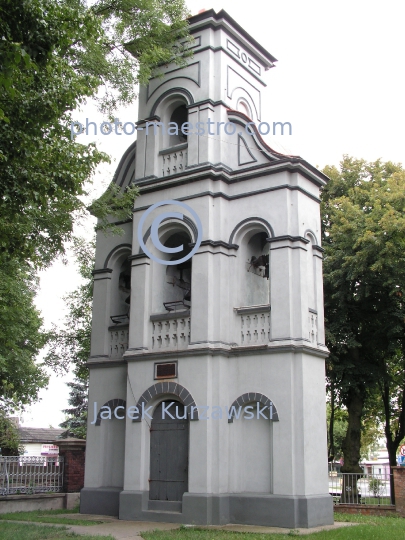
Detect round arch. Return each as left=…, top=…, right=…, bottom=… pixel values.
left=94, top=398, right=127, bottom=426
left=133, top=382, right=199, bottom=422
left=227, top=392, right=279, bottom=423
left=150, top=88, right=194, bottom=118
left=103, top=244, right=132, bottom=269
left=229, top=217, right=275, bottom=246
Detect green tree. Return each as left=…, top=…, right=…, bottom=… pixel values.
left=0, top=0, right=189, bottom=410
left=327, top=402, right=348, bottom=461
left=322, top=156, right=405, bottom=502
left=0, top=0, right=190, bottom=267
left=45, top=238, right=94, bottom=438
left=0, top=413, right=24, bottom=456
left=0, top=260, right=48, bottom=412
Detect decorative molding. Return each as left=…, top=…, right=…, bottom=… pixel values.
left=227, top=39, right=240, bottom=58
left=103, top=244, right=132, bottom=269
left=149, top=88, right=194, bottom=117
left=188, top=240, right=239, bottom=250
left=187, top=45, right=267, bottom=85
left=227, top=66, right=261, bottom=120
left=111, top=141, right=136, bottom=188
left=226, top=39, right=261, bottom=77
left=124, top=343, right=329, bottom=361
left=188, top=9, right=277, bottom=66
left=229, top=217, right=274, bottom=245
left=138, top=214, right=197, bottom=254
left=234, top=304, right=271, bottom=315
left=312, top=245, right=325, bottom=253
left=228, top=393, right=279, bottom=423
left=128, top=253, right=149, bottom=261
left=92, top=268, right=113, bottom=275
left=95, top=398, right=126, bottom=426
left=132, top=383, right=199, bottom=422
left=147, top=62, right=201, bottom=102
left=238, top=134, right=257, bottom=166
left=266, top=235, right=310, bottom=245
left=150, top=310, right=190, bottom=322
left=159, top=143, right=188, bottom=156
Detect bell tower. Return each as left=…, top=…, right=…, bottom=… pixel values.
left=81, top=9, right=333, bottom=528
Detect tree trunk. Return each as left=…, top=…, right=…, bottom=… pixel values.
left=328, top=382, right=335, bottom=462
left=386, top=440, right=397, bottom=505
left=341, top=386, right=364, bottom=503
left=382, top=381, right=405, bottom=505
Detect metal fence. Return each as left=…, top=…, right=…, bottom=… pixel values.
left=329, top=470, right=393, bottom=505
left=0, top=456, right=64, bottom=496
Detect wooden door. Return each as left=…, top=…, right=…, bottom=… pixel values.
left=149, top=401, right=189, bottom=501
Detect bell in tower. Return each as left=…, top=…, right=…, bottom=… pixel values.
left=81, top=9, right=333, bottom=529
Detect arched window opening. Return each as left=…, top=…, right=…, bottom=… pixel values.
left=247, top=232, right=269, bottom=279
left=244, top=232, right=270, bottom=306
left=169, top=105, right=188, bottom=146
left=111, top=258, right=131, bottom=324
left=163, top=232, right=192, bottom=312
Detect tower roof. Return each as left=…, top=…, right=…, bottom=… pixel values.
left=188, top=9, right=277, bottom=70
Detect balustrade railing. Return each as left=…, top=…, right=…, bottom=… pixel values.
left=160, top=144, right=187, bottom=177
left=151, top=312, right=190, bottom=350
left=328, top=471, right=393, bottom=506
left=0, top=456, right=64, bottom=495
left=234, top=305, right=271, bottom=346
left=109, top=324, right=129, bottom=358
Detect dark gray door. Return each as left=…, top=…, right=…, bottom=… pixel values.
left=149, top=401, right=189, bottom=501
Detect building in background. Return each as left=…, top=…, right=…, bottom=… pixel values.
left=12, top=418, right=64, bottom=456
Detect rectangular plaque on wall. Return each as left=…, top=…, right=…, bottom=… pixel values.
left=155, top=362, right=177, bottom=379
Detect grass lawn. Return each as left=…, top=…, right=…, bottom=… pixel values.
left=359, top=497, right=392, bottom=505
left=0, top=522, right=114, bottom=540
left=0, top=507, right=103, bottom=526
left=141, top=514, right=405, bottom=540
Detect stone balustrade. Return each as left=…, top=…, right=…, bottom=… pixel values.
left=151, top=311, right=190, bottom=350
left=159, top=144, right=188, bottom=177
left=234, top=305, right=271, bottom=346
left=109, top=325, right=129, bottom=358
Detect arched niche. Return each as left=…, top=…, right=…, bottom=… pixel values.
left=231, top=219, right=273, bottom=307
left=169, top=104, right=188, bottom=146
left=236, top=97, right=253, bottom=120
left=230, top=87, right=259, bottom=123
left=149, top=221, right=194, bottom=314
left=94, top=398, right=126, bottom=488
left=153, top=93, right=190, bottom=151
left=228, top=392, right=276, bottom=493
left=304, top=230, right=317, bottom=311
left=105, top=246, right=132, bottom=325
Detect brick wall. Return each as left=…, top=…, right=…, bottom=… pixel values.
left=55, top=439, right=86, bottom=494
left=334, top=504, right=397, bottom=517
left=393, top=467, right=405, bottom=517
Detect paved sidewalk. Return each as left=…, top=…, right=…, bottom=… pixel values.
left=63, top=515, right=357, bottom=539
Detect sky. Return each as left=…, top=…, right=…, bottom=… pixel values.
left=21, top=0, right=405, bottom=427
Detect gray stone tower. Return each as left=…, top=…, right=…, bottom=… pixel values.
left=81, top=9, right=333, bottom=528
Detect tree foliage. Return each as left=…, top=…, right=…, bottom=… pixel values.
left=0, top=413, right=24, bottom=456
left=45, top=238, right=94, bottom=438
left=0, top=0, right=190, bottom=268
left=0, top=259, right=48, bottom=411
left=0, top=0, right=190, bottom=410
left=322, top=156, right=405, bottom=482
